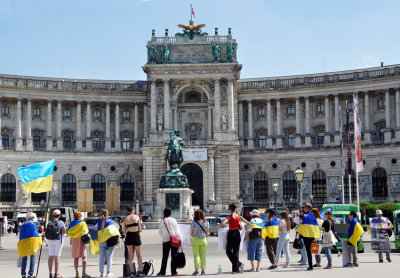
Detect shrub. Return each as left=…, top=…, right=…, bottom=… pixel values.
left=356, top=201, right=378, bottom=224
left=377, top=202, right=399, bottom=223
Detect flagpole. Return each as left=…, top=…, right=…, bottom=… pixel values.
left=341, top=175, right=345, bottom=204
left=35, top=190, right=51, bottom=277
left=190, top=4, right=192, bottom=20
left=353, top=94, right=361, bottom=224
left=346, top=101, right=352, bottom=204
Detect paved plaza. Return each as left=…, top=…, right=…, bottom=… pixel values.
left=1, top=229, right=398, bottom=278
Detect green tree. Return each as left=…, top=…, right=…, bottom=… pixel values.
left=377, top=202, right=399, bottom=223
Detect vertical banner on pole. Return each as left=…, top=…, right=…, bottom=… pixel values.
left=346, top=101, right=352, bottom=204
left=106, top=187, right=121, bottom=214
left=77, top=189, right=94, bottom=212
left=339, top=105, right=345, bottom=204
left=353, top=96, right=363, bottom=223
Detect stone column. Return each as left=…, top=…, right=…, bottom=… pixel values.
left=305, top=97, right=311, bottom=147
left=208, top=106, right=213, bottom=140
left=114, top=102, right=121, bottom=151
left=56, top=100, right=63, bottom=150
left=143, top=104, right=149, bottom=139
left=76, top=101, right=82, bottom=150
left=86, top=101, right=92, bottom=151
left=276, top=98, right=283, bottom=148
left=15, top=98, right=23, bottom=151
left=0, top=98, right=2, bottom=150
left=26, top=98, right=33, bottom=151
left=238, top=101, right=243, bottom=145
left=105, top=102, right=111, bottom=151
left=267, top=99, right=273, bottom=148
left=295, top=97, right=301, bottom=148
left=227, top=79, right=235, bottom=130
left=324, top=95, right=331, bottom=145
left=396, top=89, right=400, bottom=140
left=173, top=108, right=178, bottom=131
left=134, top=102, right=139, bottom=151
left=46, top=100, right=53, bottom=151
left=364, top=91, right=371, bottom=143
left=214, top=78, right=221, bottom=131
left=334, top=94, right=341, bottom=145
left=208, top=155, right=215, bottom=202
left=384, top=89, right=392, bottom=142
left=150, top=80, right=157, bottom=131
left=163, top=79, right=170, bottom=130
left=247, top=100, right=254, bottom=149
left=181, top=111, right=186, bottom=139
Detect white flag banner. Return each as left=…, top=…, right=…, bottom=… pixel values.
left=353, top=97, right=363, bottom=173
left=217, top=227, right=246, bottom=251
left=178, top=224, right=192, bottom=249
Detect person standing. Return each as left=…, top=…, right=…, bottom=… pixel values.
left=67, top=211, right=91, bottom=278
left=18, top=212, right=42, bottom=278
left=123, top=205, right=145, bottom=277
left=275, top=211, right=291, bottom=268
left=245, top=209, right=264, bottom=272
left=343, top=211, right=363, bottom=267
left=46, top=209, right=66, bottom=278
left=321, top=211, right=335, bottom=269
left=190, top=209, right=209, bottom=276
left=312, top=208, right=323, bottom=267
left=297, top=203, right=320, bottom=271
left=370, top=210, right=392, bottom=263
left=157, top=208, right=183, bottom=276
left=265, top=209, right=279, bottom=270
left=217, top=203, right=250, bottom=273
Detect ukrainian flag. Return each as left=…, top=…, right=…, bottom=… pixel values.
left=265, top=217, right=279, bottom=239
left=17, top=159, right=55, bottom=195
left=68, top=220, right=89, bottom=238
left=17, top=222, right=42, bottom=257
left=89, top=218, right=120, bottom=255
left=348, top=218, right=363, bottom=246
left=249, top=219, right=267, bottom=239
left=297, top=213, right=320, bottom=239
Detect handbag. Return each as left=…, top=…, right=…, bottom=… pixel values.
left=322, top=220, right=335, bottom=247
left=176, top=247, right=186, bottom=269
left=311, top=242, right=322, bottom=254
left=81, top=233, right=90, bottom=244
left=142, top=260, right=154, bottom=276
left=164, top=219, right=181, bottom=248
left=293, top=235, right=303, bottom=249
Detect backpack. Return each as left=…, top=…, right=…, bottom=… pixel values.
left=45, top=220, right=60, bottom=240
left=106, top=235, right=119, bottom=247
left=249, top=228, right=262, bottom=239
left=142, top=260, right=154, bottom=276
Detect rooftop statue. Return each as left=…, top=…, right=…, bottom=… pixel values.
left=148, top=44, right=158, bottom=62
left=226, top=42, right=235, bottom=62
left=176, top=20, right=208, bottom=40
left=212, top=43, right=221, bottom=61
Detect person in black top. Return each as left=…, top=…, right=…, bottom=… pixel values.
left=321, top=211, right=335, bottom=269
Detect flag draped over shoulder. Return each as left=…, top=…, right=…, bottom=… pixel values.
left=89, top=218, right=120, bottom=255
left=353, top=96, right=363, bottom=173
left=265, top=217, right=279, bottom=239
left=17, top=159, right=55, bottom=195
left=348, top=218, right=363, bottom=246
left=68, top=220, right=89, bottom=238
left=17, top=222, right=42, bottom=257
left=249, top=219, right=267, bottom=239
left=297, top=213, right=320, bottom=239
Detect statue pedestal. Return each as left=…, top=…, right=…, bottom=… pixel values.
left=155, top=188, right=194, bottom=221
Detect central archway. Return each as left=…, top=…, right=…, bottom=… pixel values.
left=181, top=163, right=203, bottom=209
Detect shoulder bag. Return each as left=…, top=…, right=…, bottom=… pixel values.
left=322, top=220, right=335, bottom=247
left=194, top=221, right=208, bottom=237
left=164, top=219, right=181, bottom=248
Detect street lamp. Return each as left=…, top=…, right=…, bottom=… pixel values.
left=337, top=184, right=342, bottom=204
left=272, top=183, right=280, bottom=212
left=294, top=168, right=304, bottom=209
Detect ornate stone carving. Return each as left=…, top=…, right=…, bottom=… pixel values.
left=185, top=122, right=202, bottom=139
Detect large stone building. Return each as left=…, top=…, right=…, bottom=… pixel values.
left=1, top=24, right=400, bottom=217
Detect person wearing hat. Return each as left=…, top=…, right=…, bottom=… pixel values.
left=245, top=209, right=264, bottom=272
left=370, top=209, right=392, bottom=263
left=45, top=209, right=66, bottom=278
left=19, top=212, right=40, bottom=278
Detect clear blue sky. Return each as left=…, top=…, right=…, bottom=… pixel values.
left=1, top=0, right=399, bottom=80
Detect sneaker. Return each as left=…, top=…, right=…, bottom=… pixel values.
left=305, top=267, right=313, bottom=271
left=323, top=266, right=332, bottom=269
left=353, top=263, right=359, bottom=267
left=99, top=274, right=103, bottom=278
left=106, top=273, right=114, bottom=277
left=268, top=265, right=277, bottom=270
left=313, top=264, right=321, bottom=267
left=379, top=260, right=383, bottom=263
left=387, top=259, right=392, bottom=263
left=200, top=270, right=205, bottom=276
left=192, top=271, right=199, bottom=276
left=283, top=263, right=289, bottom=268
left=344, top=263, right=353, bottom=267
left=137, top=272, right=145, bottom=277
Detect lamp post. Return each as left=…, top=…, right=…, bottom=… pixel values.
left=272, top=183, right=280, bottom=212
left=294, top=168, right=305, bottom=209
left=337, top=184, right=343, bottom=204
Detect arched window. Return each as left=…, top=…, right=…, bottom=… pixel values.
left=31, top=192, right=47, bottom=202
left=0, top=173, right=16, bottom=202
left=283, top=171, right=297, bottom=201
left=91, top=174, right=106, bottom=202
left=312, top=170, right=327, bottom=199
left=254, top=172, right=268, bottom=201
left=62, top=174, right=76, bottom=202
left=120, top=174, right=135, bottom=202
left=185, top=91, right=202, bottom=103
left=372, top=168, right=388, bottom=197
left=344, top=169, right=356, bottom=199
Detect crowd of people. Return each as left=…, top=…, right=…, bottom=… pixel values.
left=16, top=203, right=392, bottom=278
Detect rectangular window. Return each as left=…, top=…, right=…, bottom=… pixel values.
left=288, top=134, right=295, bottom=146
left=33, top=135, right=40, bottom=149
left=317, top=104, right=324, bottom=112
left=287, top=107, right=294, bottom=114
left=190, top=134, right=197, bottom=140
left=347, top=102, right=353, bottom=110
left=1, top=106, right=9, bottom=115
left=2, top=135, right=9, bottom=148
left=33, top=108, right=41, bottom=116
left=258, top=108, right=265, bottom=116
left=122, top=137, right=130, bottom=150
left=258, top=136, right=266, bottom=147
left=123, top=111, right=130, bottom=119
left=317, top=132, right=324, bottom=145
left=64, top=109, right=71, bottom=117
left=378, top=99, right=385, bottom=108
left=63, top=136, right=72, bottom=149
left=93, top=137, right=101, bottom=150
left=93, top=110, right=101, bottom=118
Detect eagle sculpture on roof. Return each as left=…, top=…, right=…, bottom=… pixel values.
left=177, top=20, right=206, bottom=34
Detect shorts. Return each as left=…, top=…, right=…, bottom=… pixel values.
left=125, top=231, right=141, bottom=246
left=48, top=239, right=63, bottom=256
left=247, top=238, right=263, bottom=261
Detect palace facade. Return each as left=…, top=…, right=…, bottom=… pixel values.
left=1, top=26, right=400, bottom=217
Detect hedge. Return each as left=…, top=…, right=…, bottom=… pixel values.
left=354, top=201, right=399, bottom=223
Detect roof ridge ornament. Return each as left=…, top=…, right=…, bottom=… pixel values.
left=176, top=19, right=208, bottom=40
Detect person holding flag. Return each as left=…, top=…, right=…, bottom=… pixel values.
left=245, top=209, right=265, bottom=272
left=370, top=210, right=392, bottom=263
left=297, top=203, right=320, bottom=271
left=67, top=211, right=92, bottom=278
left=343, top=211, right=363, bottom=267
left=18, top=212, right=42, bottom=278
left=264, top=209, right=279, bottom=270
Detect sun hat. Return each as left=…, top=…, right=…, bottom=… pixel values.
left=376, top=210, right=383, bottom=215
left=26, top=212, right=36, bottom=220
left=250, top=209, right=260, bottom=216
left=53, top=209, right=61, bottom=216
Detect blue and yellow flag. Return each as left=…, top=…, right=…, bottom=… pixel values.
left=348, top=218, right=363, bottom=246
left=297, top=213, right=320, bottom=239
left=266, top=217, right=279, bottom=239
left=17, top=159, right=55, bottom=195
left=18, top=222, right=42, bottom=257
left=68, top=220, right=89, bottom=238
left=249, top=219, right=267, bottom=239
left=89, top=218, right=120, bottom=255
